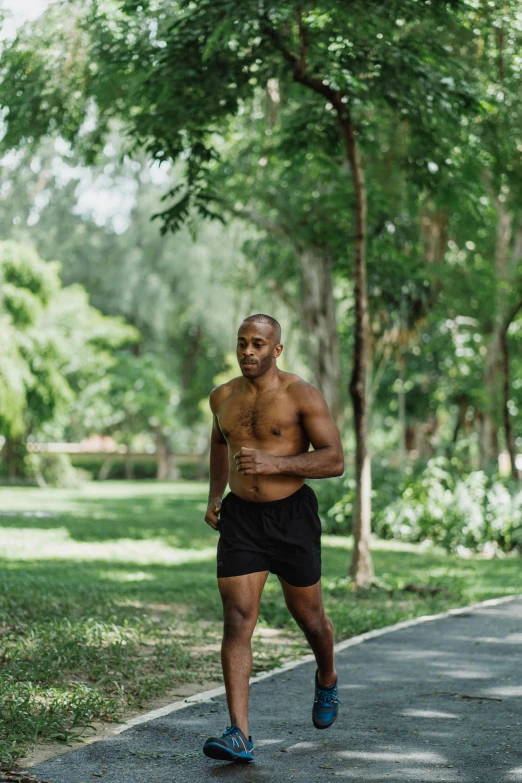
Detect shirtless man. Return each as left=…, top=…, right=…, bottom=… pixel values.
left=202, top=313, right=344, bottom=763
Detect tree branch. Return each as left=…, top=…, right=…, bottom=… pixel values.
left=260, top=13, right=341, bottom=106
left=225, top=201, right=299, bottom=249
left=297, top=7, right=308, bottom=72
left=260, top=13, right=299, bottom=68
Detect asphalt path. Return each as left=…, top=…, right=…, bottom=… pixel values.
left=26, top=596, right=522, bottom=783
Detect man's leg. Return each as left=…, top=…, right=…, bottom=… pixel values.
left=278, top=577, right=336, bottom=687
left=218, top=570, right=269, bottom=737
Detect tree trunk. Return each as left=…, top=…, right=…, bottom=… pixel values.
left=125, top=453, right=134, bottom=480
left=155, top=426, right=178, bottom=480
left=481, top=339, right=501, bottom=470
left=155, top=426, right=168, bottom=480
left=166, top=452, right=179, bottom=480
left=98, top=457, right=113, bottom=481
left=2, top=437, right=23, bottom=480
left=398, top=352, right=407, bottom=467
left=260, top=18, right=374, bottom=585
left=500, top=326, right=519, bottom=479
left=481, top=196, right=515, bottom=471
left=182, top=324, right=202, bottom=389
left=339, top=116, right=374, bottom=587
left=297, top=249, right=342, bottom=425
left=499, top=291, right=522, bottom=480
left=452, top=397, right=468, bottom=448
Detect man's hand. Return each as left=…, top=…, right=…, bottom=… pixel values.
left=234, top=447, right=277, bottom=476
left=205, top=497, right=222, bottom=530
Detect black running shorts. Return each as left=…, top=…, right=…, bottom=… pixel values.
left=216, top=484, right=321, bottom=588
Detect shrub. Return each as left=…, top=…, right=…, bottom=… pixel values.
left=336, top=457, right=522, bottom=554
left=24, top=452, right=88, bottom=488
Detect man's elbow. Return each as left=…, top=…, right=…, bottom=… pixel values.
left=330, top=452, right=344, bottom=477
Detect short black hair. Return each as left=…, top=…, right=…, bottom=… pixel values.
left=241, top=313, right=281, bottom=344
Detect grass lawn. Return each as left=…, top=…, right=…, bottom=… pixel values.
left=0, top=480, right=521, bottom=770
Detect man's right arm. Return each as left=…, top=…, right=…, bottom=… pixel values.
left=205, top=390, right=229, bottom=530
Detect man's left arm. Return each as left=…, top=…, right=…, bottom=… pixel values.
left=234, top=383, right=344, bottom=478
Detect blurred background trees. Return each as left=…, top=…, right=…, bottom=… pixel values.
left=1, top=1, right=522, bottom=582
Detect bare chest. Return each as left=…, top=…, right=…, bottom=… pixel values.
left=218, top=395, right=298, bottom=442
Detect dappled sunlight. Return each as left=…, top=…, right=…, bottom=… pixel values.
left=434, top=667, right=491, bottom=680
left=484, top=685, right=522, bottom=698
left=0, top=526, right=216, bottom=565
left=255, top=738, right=284, bottom=746
left=0, top=482, right=214, bottom=549
left=336, top=748, right=447, bottom=763
left=333, top=767, right=461, bottom=781
left=103, top=571, right=154, bottom=583
left=322, top=534, right=447, bottom=556
left=475, top=633, right=522, bottom=644
left=385, top=648, right=456, bottom=661
left=399, top=709, right=461, bottom=719
left=0, top=481, right=207, bottom=508
left=284, top=740, right=322, bottom=751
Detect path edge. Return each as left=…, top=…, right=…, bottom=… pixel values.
left=110, top=591, right=520, bottom=735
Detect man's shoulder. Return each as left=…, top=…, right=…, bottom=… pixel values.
left=283, top=373, right=320, bottom=396
left=284, top=375, right=325, bottom=408
left=209, top=377, right=242, bottom=412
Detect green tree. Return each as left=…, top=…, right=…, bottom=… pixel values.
left=3, top=0, right=517, bottom=581
left=0, top=240, right=137, bottom=478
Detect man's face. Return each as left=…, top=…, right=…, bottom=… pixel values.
left=236, top=323, right=282, bottom=378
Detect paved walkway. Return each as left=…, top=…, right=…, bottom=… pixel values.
left=28, top=596, right=522, bottom=783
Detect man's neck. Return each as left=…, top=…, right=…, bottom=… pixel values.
left=244, top=366, right=280, bottom=393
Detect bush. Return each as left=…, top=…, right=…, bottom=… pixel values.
left=372, top=457, right=522, bottom=554
left=316, top=461, right=411, bottom=537
left=309, top=476, right=353, bottom=535
left=24, top=452, right=88, bottom=488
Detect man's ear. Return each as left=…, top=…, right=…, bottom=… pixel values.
left=274, top=343, right=283, bottom=358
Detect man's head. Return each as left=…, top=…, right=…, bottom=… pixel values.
left=237, top=314, right=283, bottom=379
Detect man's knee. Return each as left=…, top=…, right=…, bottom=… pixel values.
left=223, top=602, right=258, bottom=639
left=292, top=607, right=330, bottom=637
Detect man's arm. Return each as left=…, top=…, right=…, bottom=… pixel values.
left=205, top=390, right=229, bottom=530
left=234, top=383, right=344, bottom=479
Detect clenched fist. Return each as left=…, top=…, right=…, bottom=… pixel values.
left=234, top=447, right=278, bottom=476
left=205, top=497, right=222, bottom=530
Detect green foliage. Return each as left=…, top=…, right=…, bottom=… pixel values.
left=0, top=241, right=68, bottom=439
left=1, top=1, right=522, bottom=500
left=361, top=458, right=522, bottom=554
left=0, top=240, right=140, bottom=478
left=24, top=452, right=87, bottom=488
left=0, top=0, right=489, bottom=228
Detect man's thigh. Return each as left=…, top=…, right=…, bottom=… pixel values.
left=218, top=571, right=269, bottom=623
left=277, top=575, right=325, bottom=623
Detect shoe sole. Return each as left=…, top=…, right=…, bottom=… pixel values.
left=203, top=742, right=254, bottom=762
left=313, top=714, right=338, bottom=730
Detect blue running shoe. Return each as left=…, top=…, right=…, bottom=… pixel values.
left=203, top=723, right=254, bottom=762
left=312, top=670, right=342, bottom=729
